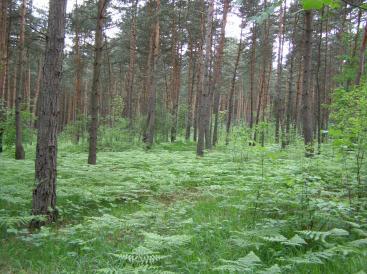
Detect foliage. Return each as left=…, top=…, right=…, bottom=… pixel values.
left=0, top=109, right=35, bottom=149
left=1, top=140, right=367, bottom=273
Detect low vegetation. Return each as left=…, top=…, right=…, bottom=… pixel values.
left=1, top=137, right=367, bottom=273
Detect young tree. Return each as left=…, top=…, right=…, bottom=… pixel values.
left=32, top=0, right=67, bottom=227
left=88, top=0, right=108, bottom=165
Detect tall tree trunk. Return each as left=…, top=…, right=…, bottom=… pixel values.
left=249, top=24, right=257, bottom=129
left=185, top=32, right=195, bottom=141
left=88, top=0, right=107, bottom=165
left=301, top=10, right=314, bottom=156
left=274, top=2, right=285, bottom=145
left=225, top=31, right=243, bottom=145
left=197, top=0, right=214, bottom=156
left=0, top=0, right=8, bottom=152
left=253, top=4, right=271, bottom=143
left=74, top=0, right=83, bottom=143
left=355, top=22, right=367, bottom=86
left=143, top=0, right=160, bottom=148
left=32, top=0, right=67, bottom=227
left=0, top=0, right=8, bottom=100
left=212, top=0, right=230, bottom=146
left=15, top=0, right=26, bottom=160
left=169, top=4, right=181, bottom=143
left=33, top=57, right=42, bottom=128
left=124, top=0, right=138, bottom=128
left=315, top=8, right=324, bottom=153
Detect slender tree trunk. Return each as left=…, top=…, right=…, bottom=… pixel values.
left=32, top=0, right=67, bottom=227
left=285, top=15, right=298, bottom=146
left=0, top=0, right=7, bottom=151
left=249, top=24, right=257, bottom=129
left=212, top=0, right=230, bottom=146
left=169, top=5, right=181, bottom=143
left=15, top=0, right=26, bottom=160
left=74, top=1, right=83, bottom=143
left=253, top=6, right=271, bottom=143
left=225, top=31, right=243, bottom=145
left=355, top=22, right=367, bottom=86
left=143, top=0, right=160, bottom=148
left=185, top=33, right=195, bottom=141
left=274, top=2, right=285, bottom=145
left=315, top=8, right=324, bottom=153
left=88, top=0, right=107, bottom=165
left=0, top=0, right=8, bottom=101
left=33, top=57, right=42, bottom=128
left=301, top=10, right=314, bottom=156
left=197, top=0, right=214, bottom=156
left=124, top=0, right=138, bottom=128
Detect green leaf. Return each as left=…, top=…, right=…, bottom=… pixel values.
left=302, top=0, right=340, bottom=10
left=302, top=0, right=324, bottom=10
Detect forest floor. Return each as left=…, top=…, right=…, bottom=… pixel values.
left=1, top=141, right=367, bottom=273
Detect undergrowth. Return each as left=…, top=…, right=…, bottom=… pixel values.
left=0, top=141, right=367, bottom=273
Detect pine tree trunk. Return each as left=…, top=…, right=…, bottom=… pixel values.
left=74, top=1, right=83, bottom=143
left=32, top=0, right=67, bottom=227
left=197, top=0, right=214, bottom=156
left=301, top=10, right=314, bottom=156
left=274, top=2, right=285, bottom=145
left=88, top=0, right=107, bottom=165
left=33, top=58, right=42, bottom=128
left=212, top=0, right=230, bottom=146
left=15, top=0, right=26, bottom=160
left=249, top=24, right=257, bottom=129
left=355, top=22, right=367, bottom=86
left=124, top=0, right=137, bottom=128
left=0, top=0, right=8, bottom=101
left=169, top=5, right=181, bottom=143
left=225, top=30, right=243, bottom=145
left=185, top=33, right=195, bottom=141
left=143, top=0, right=160, bottom=148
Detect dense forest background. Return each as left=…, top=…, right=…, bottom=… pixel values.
left=1, top=0, right=367, bottom=273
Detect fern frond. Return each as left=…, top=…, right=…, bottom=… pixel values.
left=214, top=251, right=262, bottom=272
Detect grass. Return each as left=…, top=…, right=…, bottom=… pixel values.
left=1, top=141, right=367, bottom=273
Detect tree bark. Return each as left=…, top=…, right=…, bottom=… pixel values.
left=88, top=0, right=107, bottom=165
left=32, top=0, right=67, bottom=227
left=355, top=22, right=367, bottom=86
left=274, top=2, right=285, bottom=145
left=185, top=32, right=195, bottom=141
left=301, top=10, right=314, bottom=156
left=33, top=57, right=42, bottom=128
left=15, top=0, right=26, bottom=160
left=249, top=24, right=257, bottom=129
left=225, top=29, right=243, bottom=145
left=73, top=0, right=83, bottom=143
left=197, top=0, right=214, bottom=156
left=212, top=0, right=230, bottom=146
left=169, top=4, right=182, bottom=143
left=143, top=0, right=160, bottom=148
left=124, top=0, right=138, bottom=128
left=0, top=0, right=8, bottom=101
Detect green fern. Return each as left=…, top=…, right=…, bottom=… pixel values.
left=143, top=232, right=192, bottom=250
left=110, top=246, right=169, bottom=266
left=214, top=251, right=262, bottom=272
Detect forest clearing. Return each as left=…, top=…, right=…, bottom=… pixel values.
left=1, top=0, right=367, bottom=273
